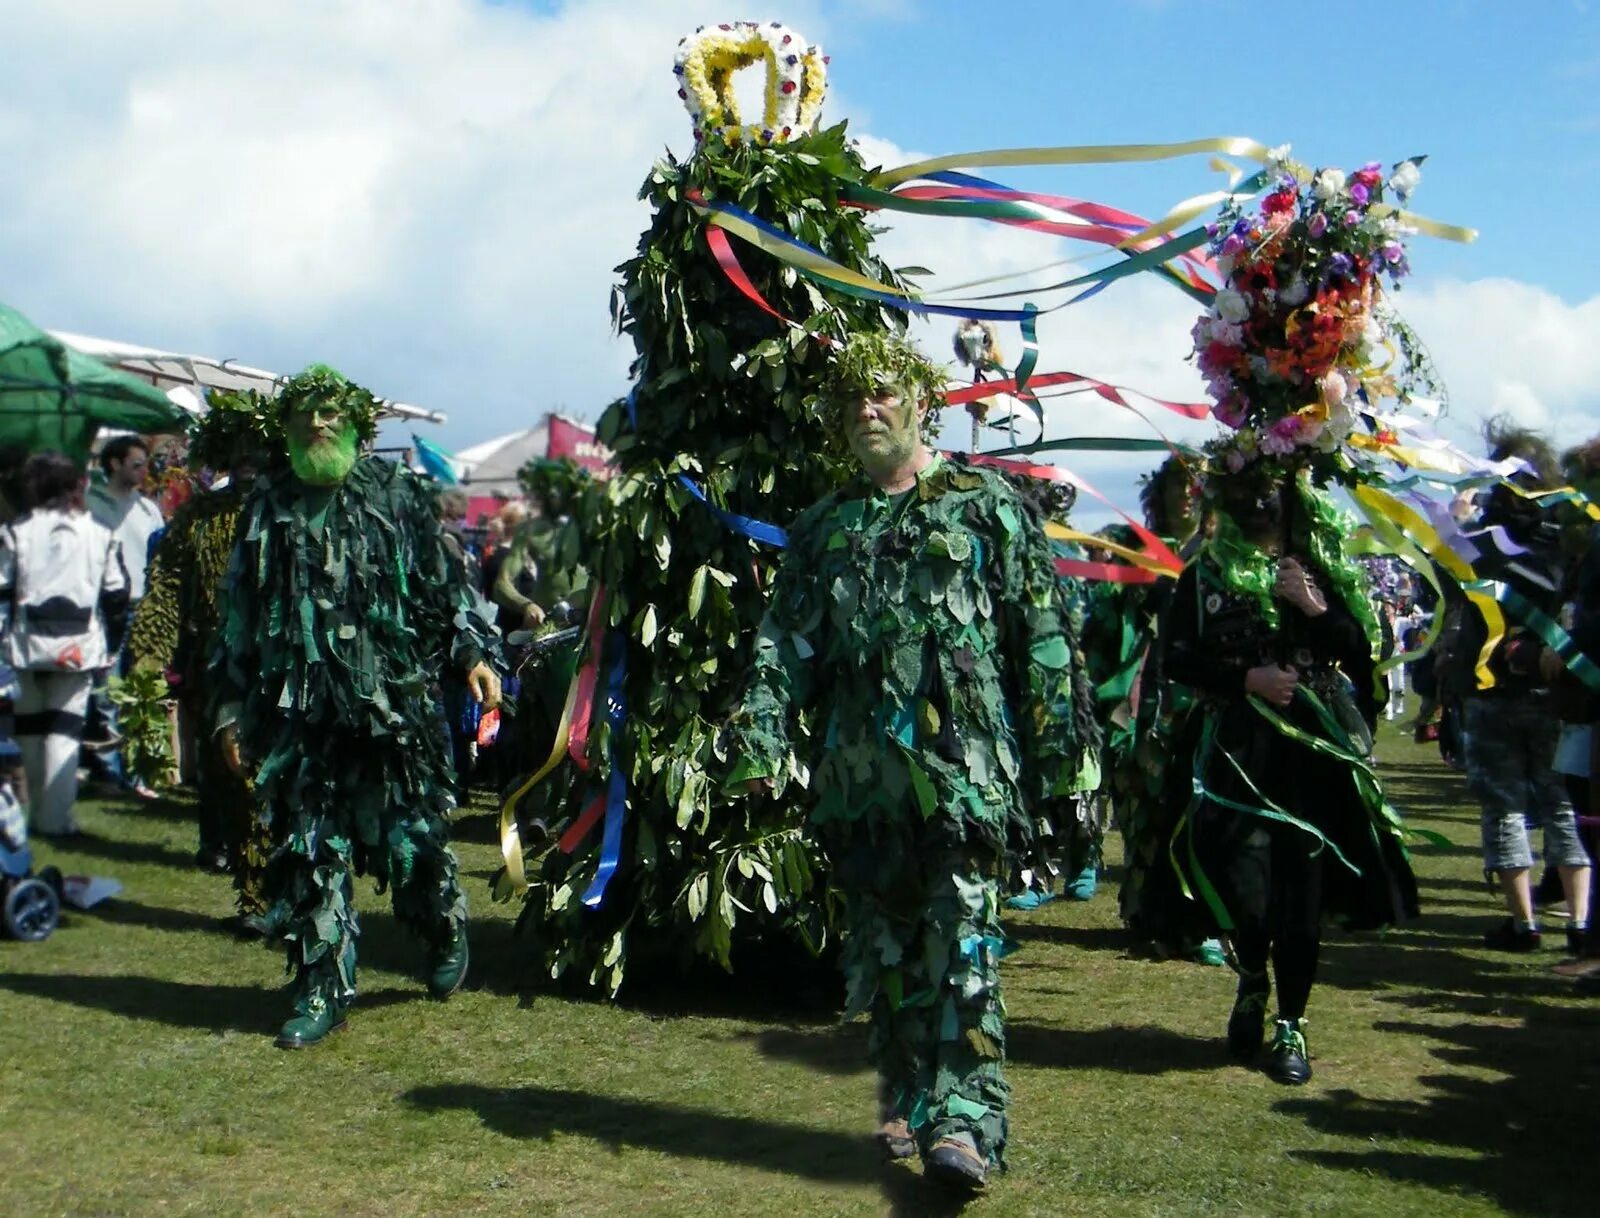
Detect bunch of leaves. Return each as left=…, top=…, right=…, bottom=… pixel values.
left=274, top=364, right=380, bottom=443
left=186, top=389, right=283, bottom=473
left=507, top=121, right=913, bottom=994
left=517, top=456, right=595, bottom=521
left=107, top=666, right=176, bottom=789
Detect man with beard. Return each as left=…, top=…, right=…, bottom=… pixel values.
left=727, top=332, right=1086, bottom=1191
left=212, top=366, right=501, bottom=1048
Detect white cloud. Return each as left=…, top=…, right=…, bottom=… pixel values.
left=1397, top=278, right=1600, bottom=453
left=1, top=0, right=826, bottom=440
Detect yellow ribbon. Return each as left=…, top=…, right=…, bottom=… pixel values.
left=1352, top=483, right=1506, bottom=690
left=690, top=199, right=916, bottom=297
left=495, top=659, right=584, bottom=897
left=1046, top=522, right=1180, bottom=575
left=870, top=136, right=1273, bottom=188
left=1368, top=203, right=1478, bottom=244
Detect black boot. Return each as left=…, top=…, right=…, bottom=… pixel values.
left=1265, top=1018, right=1311, bottom=1085
left=924, top=1133, right=988, bottom=1192
left=1227, top=973, right=1269, bottom=1061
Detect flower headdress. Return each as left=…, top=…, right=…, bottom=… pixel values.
left=673, top=21, right=827, bottom=147
left=1192, top=149, right=1442, bottom=487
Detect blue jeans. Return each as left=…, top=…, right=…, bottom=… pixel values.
left=1466, top=695, right=1592, bottom=873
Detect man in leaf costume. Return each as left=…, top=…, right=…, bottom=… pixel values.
left=129, top=391, right=280, bottom=921
left=727, top=333, right=1087, bottom=1190
left=211, top=366, right=501, bottom=1048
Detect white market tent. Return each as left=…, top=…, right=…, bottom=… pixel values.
left=50, top=331, right=448, bottom=426
left=455, top=420, right=551, bottom=498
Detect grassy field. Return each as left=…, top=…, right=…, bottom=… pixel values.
left=1, top=720, right=1594, bottom=1217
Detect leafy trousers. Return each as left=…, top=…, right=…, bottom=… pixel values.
left=836, top=837, right=1011, bottom=1165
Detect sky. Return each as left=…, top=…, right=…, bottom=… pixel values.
left=3, top=0, right=1597, bottom=519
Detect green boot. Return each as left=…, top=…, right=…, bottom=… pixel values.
left=274, top=985, right=349, bottom=1050
left=427, top=923, right=469, bottom=999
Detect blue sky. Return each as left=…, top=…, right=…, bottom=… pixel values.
left=3, top=0, right=1596, bottom=514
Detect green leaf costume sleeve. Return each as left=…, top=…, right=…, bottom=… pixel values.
left=724, top=507, right=826, bottom=791
left=999, top=494, right=1089, bottom=803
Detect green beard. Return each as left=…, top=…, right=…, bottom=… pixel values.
left=288, top=427, right=359, bottom=486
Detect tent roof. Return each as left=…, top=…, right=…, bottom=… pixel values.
left=0, top=304, right=190, bottom=460
left=457, top=421, right=550, bottom=496
left=51, top=331, right=448, bottom=426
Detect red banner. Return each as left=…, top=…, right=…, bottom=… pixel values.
left=548, top=415, right=614, bottom=479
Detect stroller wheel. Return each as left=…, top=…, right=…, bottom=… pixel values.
left=4, top=877, right=60, bottom=941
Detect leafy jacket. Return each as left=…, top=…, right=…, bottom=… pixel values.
left=728, top=455, right=1085, bottom=856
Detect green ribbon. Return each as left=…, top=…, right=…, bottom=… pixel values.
left=1466, top=579, right=1600, bottom=695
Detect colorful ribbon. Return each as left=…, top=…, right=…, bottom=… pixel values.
left=581, top=634, right=630, bottom=907
left=676, top=474, right=790, bottom=548
left=495, top=589, right=607, bottom=895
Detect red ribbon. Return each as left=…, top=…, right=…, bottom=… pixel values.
left=968, top=453, right=1184, bottom=574
left=1055, top=557, right=1160, bottom=583
left=564, top=590, right=609, bottom=771
left=557, top=793, right=607, bottom=854
left=882, top=183, right=1217, bottom=291
left=946, top=372, right=1210, bottom=421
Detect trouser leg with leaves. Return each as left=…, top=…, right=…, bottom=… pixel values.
left=841, top=844, right=1011, bottom=1166
left=266, top=799, right=465, bottom=1012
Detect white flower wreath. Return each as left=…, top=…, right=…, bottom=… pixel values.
left=672, top=20, right=827, bottom=147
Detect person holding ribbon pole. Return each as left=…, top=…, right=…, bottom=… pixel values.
left=725, top=331, right=1089, bottom=1191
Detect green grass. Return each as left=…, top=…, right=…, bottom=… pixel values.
left=1, top=719, right=1593, bottom=1217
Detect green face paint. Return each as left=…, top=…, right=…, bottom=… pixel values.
left=287, top=405, right=359, bottom=486
left=843, top=393, right=923, bottom=482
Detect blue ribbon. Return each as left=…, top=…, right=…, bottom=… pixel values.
left=675, top=475, right=789, bottom=548
left=582, top=631, right=629, bottom=908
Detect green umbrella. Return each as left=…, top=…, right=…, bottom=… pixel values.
left=0, top=301, right=189, bottom=462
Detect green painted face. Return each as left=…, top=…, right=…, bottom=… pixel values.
left=286, top=403, right=358, bottom=486
left=843, top=392, right=923, bottom=482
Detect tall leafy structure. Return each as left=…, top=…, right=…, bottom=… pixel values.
left=510, top=118, right=916, bottom=994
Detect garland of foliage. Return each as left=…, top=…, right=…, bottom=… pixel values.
left=506, top=121, right=916, bottom=993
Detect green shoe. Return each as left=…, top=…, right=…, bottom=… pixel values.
left=1266, top=1018, right=1311, bottom=1086
left=274, top=990, right=348, bottom=1050
left=427, top=924, right=470, bottom=999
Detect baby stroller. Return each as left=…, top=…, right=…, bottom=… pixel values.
left=0, top=774, right=60, bottom=941
left=0, top=662, right=60, bottom=941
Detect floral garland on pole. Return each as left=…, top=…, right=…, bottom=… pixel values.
left=1191, top=148, right=1442, bottom=485
left=673, top=20, right=828, bottom=146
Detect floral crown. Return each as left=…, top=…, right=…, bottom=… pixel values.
left=673, top=21, right=827, bottom=147
left=1192, top=148, right=1442, bottom=487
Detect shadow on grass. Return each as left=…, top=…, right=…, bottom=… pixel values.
left=405, top=1082, right=879, bottom=1182
left=1003, top=921, right=1133, bottom=955
left=1276, top=1006, right=1597, bottom=1217
left=0, top=971, right=413, bottom=1035
left=35, top=832, right=196, bottom=872
left=1007, top=1021, right=1231, bottom=1075
left=738, top=1023, right=868, bottom=1075
left=405, top=1081, right=973, bottom=1215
